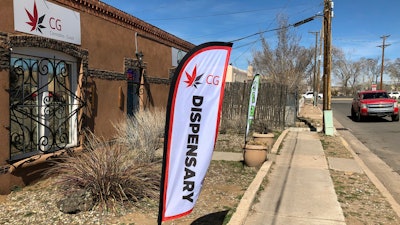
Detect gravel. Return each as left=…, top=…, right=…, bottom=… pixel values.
left=0, top=178, right=105, bottom=225
left=0, top=152, right=256, bottom=225
left=2, top=132, right=400, bottom=225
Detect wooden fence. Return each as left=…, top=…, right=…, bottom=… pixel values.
left=220, top=82, right=296, bottom=134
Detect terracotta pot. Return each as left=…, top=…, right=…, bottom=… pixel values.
left=253, top=132, right=275, bottom=148
left=243, top=144, right=268, bottom=167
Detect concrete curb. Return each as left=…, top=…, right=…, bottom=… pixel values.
left=270, top=129, right=289, bottom=154
left=230, top=100, right=400, bottom=224
left=227, top=129, right=289, bottom=225
left=333, top=117, right=400, bottom=218
left=227, top=160, right=273, bottom=225
left=338, top=135, right=400, bottom=218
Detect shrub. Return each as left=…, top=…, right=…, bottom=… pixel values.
left=220, top=113, right=245, bottom=134
left=49, top=133, right=161, bottom=209
left=48, top=109, right=166, bottom=209
left=112, top=108, right=166, bottom=163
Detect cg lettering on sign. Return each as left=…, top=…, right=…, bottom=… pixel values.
left=49, top=17, right=62, bottom=31
left=206, top=75, right=220, bottom=85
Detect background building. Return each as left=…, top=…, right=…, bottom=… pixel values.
left=225, top=65, right=254, bottom=83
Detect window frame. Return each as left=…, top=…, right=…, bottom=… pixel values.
left=9, top=47, right=79, bottom=160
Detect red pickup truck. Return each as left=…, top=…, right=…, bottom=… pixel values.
left=351, top=90, right=399, bottom=122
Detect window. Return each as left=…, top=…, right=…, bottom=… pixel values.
left=9, top=48, right=81, bottom=160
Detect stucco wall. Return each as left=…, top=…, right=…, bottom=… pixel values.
left=0, top=70, right=10, bottom=165
left=80, top=12, right=136, bottom=72
left=0, top=0, right=14, bottom=33
left=89, top=78, right=126, bottom=138
left=139, top=37, right=173, bottom=107
left=0, top=0, right=195, bottom=193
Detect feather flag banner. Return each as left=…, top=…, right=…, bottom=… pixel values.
left=158, top=42, right=232, bottom=223
left=245, top=74, right=260, bottom=137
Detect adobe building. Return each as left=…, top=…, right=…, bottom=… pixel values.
left=225, top=65, right=254, bottom=83
left=0, top=0, right=194, bottom=194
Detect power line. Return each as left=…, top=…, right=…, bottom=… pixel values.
left=232, top=40, right=259, bottom=66
left=230, top=26, right=288, bottom=43
left=230, top=0, right=293, bottom=67
left=229, top=14, right=321, bottom=43
left=233, top=39, right=261, bottom=49
left=144, top=7, right=288, bottom=21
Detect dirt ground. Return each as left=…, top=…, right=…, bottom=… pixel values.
left=104, top=160, right=257, bottom=225
left=105, top=133, right=255, bottom=225
left=0, top=133, right=256, bottom=225
left=109, top=132, right=400, bottom=225
left=320, top=133, right=400, bottom=225
left=1, top=132, right=400, bottom=225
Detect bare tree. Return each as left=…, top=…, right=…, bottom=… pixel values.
left=332, top=47, right=363, bottom=95
left=387, top=58, right=400, bottom=89
left=360, top=57, right=380, bottom=85
left=252, top=15, right=313, bottom=92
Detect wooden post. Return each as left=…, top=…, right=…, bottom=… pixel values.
left=323, top=0, right=333, bottom=111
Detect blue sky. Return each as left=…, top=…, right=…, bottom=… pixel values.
left=102, top=0, right=400, bottom=71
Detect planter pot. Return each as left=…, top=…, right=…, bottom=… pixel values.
left=253, top=132, right=275, bottom=148
left=243, top=144, right=268, bottom=167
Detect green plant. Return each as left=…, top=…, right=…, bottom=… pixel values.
left=222, top=208, right=235, bottom=225
left=10, top=185, right=22, bottom=192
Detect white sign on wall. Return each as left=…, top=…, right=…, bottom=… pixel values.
left=171, top=47, right=187, bottom=67
left=13, top=0, right=81, bottom=45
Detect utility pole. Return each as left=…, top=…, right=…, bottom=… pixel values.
left=309, top=31, right=319, bottom=107
left=323, top=0, right=334, bottom=135
left=318, top=30, right=323, bottom=100
left=378, top=35, right=390, bottom=90
left=323, top=0, right=333, bottom=111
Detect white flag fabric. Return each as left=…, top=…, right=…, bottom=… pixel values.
left=158, top=42, right=232, bottom=223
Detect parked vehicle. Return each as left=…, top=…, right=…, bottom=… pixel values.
left=351, top=90, right=399, bottom=122
left=388, top=91, right=400, bottom=99
left=302, top=91, right=323, bottom=99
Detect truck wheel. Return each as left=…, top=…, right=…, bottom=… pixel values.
left=356, top=111, right=364, bottom=122
left=351, top=107, right=356, bottom=119
left=392, top=114, right=399, bottom=122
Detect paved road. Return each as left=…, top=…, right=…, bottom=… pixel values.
left=332, top=98, right=400, bottom=174
left=332, top=98, right=400, bottom=204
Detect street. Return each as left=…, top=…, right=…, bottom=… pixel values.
left=332, top=98, right=400, bottom=174
left=332, top=98, right=400, bottom=204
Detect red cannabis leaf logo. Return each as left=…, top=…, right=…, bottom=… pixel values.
left=184, top=66, right=203, bottom=88
left=25, top=1, right=46, bottom=33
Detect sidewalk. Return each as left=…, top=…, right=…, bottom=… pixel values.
left=223, top=101, right=346, bottom=225
left=242, top=130, right=345, bottom=225
left=214, top=100, right=400, bottom=225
